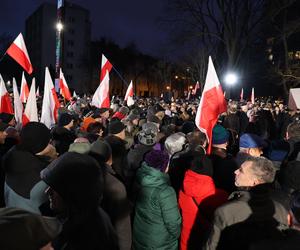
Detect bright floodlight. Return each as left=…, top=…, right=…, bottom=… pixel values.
left=56, top=22, right=63, bottom=32
left=225, top=73, right=237, bottom=85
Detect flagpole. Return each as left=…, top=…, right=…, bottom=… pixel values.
left=112, top=66, right=129, bottom=87
left=0, top=52, right=7, bottom=63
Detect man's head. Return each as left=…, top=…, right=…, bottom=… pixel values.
left=0, top=122, right=8, bottom=144
left=58, top=113, right=74, bottom=130
left=286, top=121, right=300, bottom=140
left=239, top=133, right=265, bottom=157
left=108, top=119, right=126, bottom=140
left=212, top=124, right=229, bottom=149
left=288, top=190, right=300, bottom=229
left=234, top=157, right=275, bottom=187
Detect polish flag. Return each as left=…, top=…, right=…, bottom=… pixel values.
left=6, top=33, right=33, bottom=74
left=20, top=72, right=30, bottom=103
left=59, top=69, right=71, bottom=101
left=100, top=54, right=112, bottom=82
left=124, top=80, right=134, bottom=106
left=22, top=78, right=38, bottom=126
left=0, top=74, right=13, bottom=114
left=40, top=67, right=60, bottom=128
left=240, top=88, right=244, bottom=102
left=91, top=70, right=110, bottom=108
left=192, top=81, right=200, bottom=95
left=195, top=56, right=227, bottom=154
left=251, top=87, right=255, bottom=104
left=12, top=78, right=23, bottom=125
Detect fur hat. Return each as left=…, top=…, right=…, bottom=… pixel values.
left=144, top=149, right=169, bottom=172
left=19, top=122, right=50, bottom=154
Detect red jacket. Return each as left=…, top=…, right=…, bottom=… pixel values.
left=178, top=170, right=228, bottom=250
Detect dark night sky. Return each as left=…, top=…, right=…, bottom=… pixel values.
left=0, top=0, right=168, bottom=57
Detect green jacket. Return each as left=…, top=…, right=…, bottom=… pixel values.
left=133, top=162, right=181, bottom=250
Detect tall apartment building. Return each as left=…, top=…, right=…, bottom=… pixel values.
left=25, top=1, right=91, bottom=94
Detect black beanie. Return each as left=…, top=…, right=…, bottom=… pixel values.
left=58, top=113, right=73, bottom=127
left=41, top=152, right=102, bottom=209
left=20, top=122, right=50, bottom=154
left=108, top=120, right=125, bottom=135
left=0, top=113, right=14, bottom=124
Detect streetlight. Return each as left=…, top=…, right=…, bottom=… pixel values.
left=224, top=72, right=238, bottom=99
left=56, top=22, right=64, bottom=32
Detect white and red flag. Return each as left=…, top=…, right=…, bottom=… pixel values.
left=40, top=67, right=60, bottom=128
left=100, top=54, right=112, bottom=82
left=23, top=78, right=38, bottom=126
left=192, top=81, right=200, bottom=95
left=20, top=72, right=30, bottom=103
left=0, top=74, right=13, bottom=114
left=240, top=88, right=244, bottom=102
left=6, top=33, right=33, bottom=74
left=91, top=70, right=110, bottom=108
left=124, top=80, right=134, bottom=106
left=251, top=87, right=255, bottom=104
left=12, top=78, right=23, bottom=125
left=59, top=68, right=71, bottom=101
left=195, top=56, right=227, bottom=154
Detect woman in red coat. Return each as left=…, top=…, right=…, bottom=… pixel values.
left=179, top=154, right=228, bottom=250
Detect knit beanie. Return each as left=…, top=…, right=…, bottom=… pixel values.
left=19, top=122, right=50, bottom=154
left=144, top=149, right=169, bottom=172
left=0, top=112, right=14, bottom=124
left=90, top=139, right=112, bottom=163
left=108, top=119, right=125, bottom=134
left=212, top=124, right=229, bottom=144
left=0, top=207, right=61, bottom=250
left=41, top=152, right=102, bottom=209
left=68, top=141, right=91, bottom=154
left=58, top=113, right=73, bottom=127
left=81, top=117, right=96, bottom=132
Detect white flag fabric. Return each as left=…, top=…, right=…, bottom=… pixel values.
left=23, top=78, right=38, bottom=125
left=41, top=67, right=59, bottom=128
left=13, top=78, right=23, bottom=125
left=20, top=72, right=29, bottom=103
left=91, top=70, right=110, bottom=108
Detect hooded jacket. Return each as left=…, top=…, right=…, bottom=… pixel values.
left=3, top=146, right=49, bottom=214
left=133, top=162, right=181, bottom=250
left=179, top=170, right=228, bottom=250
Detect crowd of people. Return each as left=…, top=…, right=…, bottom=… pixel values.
left=0, top=94, right=300, bottom=250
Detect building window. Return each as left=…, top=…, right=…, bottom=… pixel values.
left=67, top=40, right=74, bottom=46
left=70, top=29, right=75, bottom=35
left=67, top=52, right=74, bottom=57
left=67, top=63, right=73, bottom=69
left=68, top=17, right=75, bottom=23
left=66, top=75, right=73, bottom=81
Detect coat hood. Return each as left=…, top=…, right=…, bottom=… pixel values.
left=136, top=162, right=170, bottom=188
left=182, top=170, right=216, bottom=199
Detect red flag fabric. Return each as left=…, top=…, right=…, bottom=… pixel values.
left=12, top=78, right=23, bottom=125
left=251, top=87, right=255, bottom=104
left=0, top=75, right=13, bottom=114
left=195, top=56, right=227, bottom=154
left=91, top=70, right=110, bottom=108
left=6, top=33, right=33, bottom=74
left=100, top=54, right=112, bottom=82
left=59, top=69, right=71, bottom=101
left=20, top=72, right=30, bottom=103
left=124, top=80, right=134, bottom=101
left=22, top=78, right=38, bottom=126
left=240, top=88, right=244, bottom=102
left=40, top=67, right=60, bottom=128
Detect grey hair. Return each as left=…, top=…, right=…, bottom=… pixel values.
left=246, top=156, right=276, bottom=183
left=165, top=132, right=186, bottom=156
